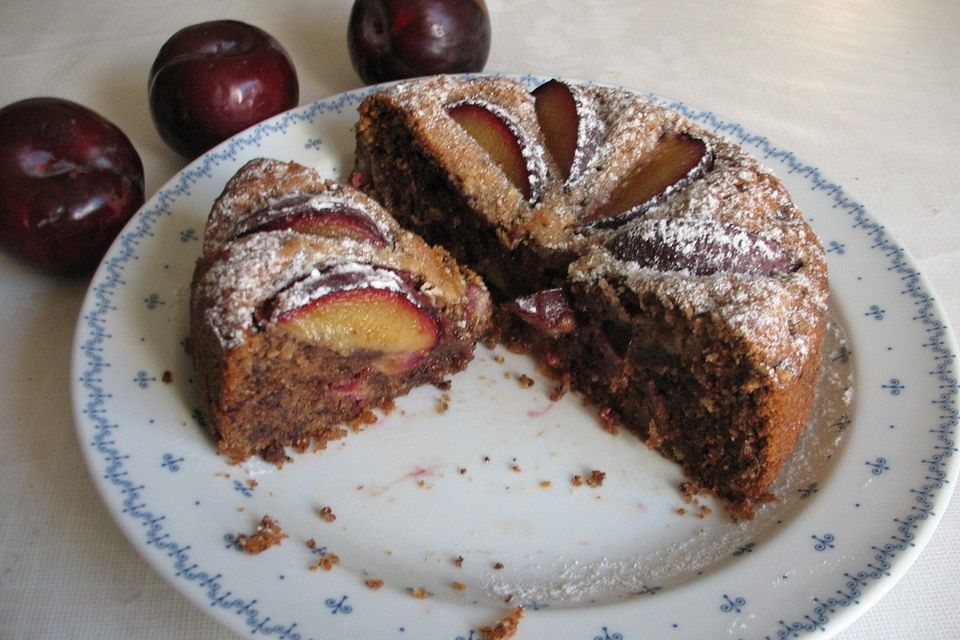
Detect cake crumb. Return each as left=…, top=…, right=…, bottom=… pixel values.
left=380, top=399, right=397, bottom=415
left=680, top=488, right=713, bottom=519
left=246, top=478, right=258, bottom=489
left=318, top=506, right=336, bottom=523
left=675, top=507, right=687, bottom=516
left=349, top=408, right=378, bottom=431
left=483, top=455, right=491, bottom=463
left=478, top=606, right=524, bottom=640
left=233, top=515, right=286, bottom=554
left=517, top=374, right=535, bottom=388
left=503, top=593, right=513, bottom=603
left=365, top=578, right=384, bottom=590
left=586, top=470, right=606, bottom=487
left=511, top=464, right=521, bottom=473
left=436, top=393, right=450, bottom=414
left=503, top=372, right=513, bottom=379
left=451, top=581, right=467, bottom=591
left=453, top=555, right=464, bottom=567
left=435, top=378, right=452, bottom=391
left=306, top=538, right=318, bottom=549
left=598, top=407, right=620, bottom=435
left=309, top=552, right=340, bottom=572
left=494, top=354, right=505, bottom=363
left=539, top=480, right=552, bottom=489
left=571, top=475, right=584, bottom=487
left=493, top=562, right=504, bottom=570
left=549, top=372, right=572, bottom=401
left=162, top=370, right=173, bottom=383
left=459, top=467, right=467, bottom=475
left=409, top=587, right=431, bottom=599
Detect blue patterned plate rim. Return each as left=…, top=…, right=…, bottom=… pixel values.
left=71, top=75, right=959, bottom=640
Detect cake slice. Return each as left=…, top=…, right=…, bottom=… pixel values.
left=353, top=76, right=828, bottom=516
left=190, top=159, right=491, bottom=463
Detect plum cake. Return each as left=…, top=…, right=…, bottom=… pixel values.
left=353, top=75, right=828, bottom=517
left=190, top=158, right=491, bottom=463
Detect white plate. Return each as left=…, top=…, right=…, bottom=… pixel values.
left=72, top=77, right=959, bottom=640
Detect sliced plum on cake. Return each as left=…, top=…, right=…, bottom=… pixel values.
left=503, top=287, right=577, bottom=338
left=606, top=218, right=799, bottom=276
left=532, top=79, right=604, bottom=189
left=447, top=101, right=547, bottom=204
left=583, top=132, right=713, bottom=229
left=238, top=193, right=391, bottom=245
left=257, top=263, right=440, bottom=374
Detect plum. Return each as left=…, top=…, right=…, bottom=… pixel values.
left=262, top=263, right=439, bottom=373
left=0, top=97, right=144, bottom=274
left=149, top=20, right=299, bottom=158
left=606, top=218, right=798, bottom=276
left=503, top=288, right=576, bottom=337
left=584, top=132, right=712, bottom=229
left=532, top=79, right=603, bottom=188
left=447, top=101, right=545, bottom=203
left=348, top=0, right=491, bottom=84
left=240, top=194, right=390, bottom=245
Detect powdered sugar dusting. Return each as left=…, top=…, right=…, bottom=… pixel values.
left=268, top=263, right=415, bottom=320
left=197, top=232, right=382, bottom=349
left=566, top=81, right=605, bottom=189
left=204, top=159, right=399, bottom=254
left=606, top=217, right=795, bottom=276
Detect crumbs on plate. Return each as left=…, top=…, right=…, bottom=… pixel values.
left=573, top=469, right=606, bottom=487
left=309, top=553, right=340, bottom=572
left=233, top=515, right=286, bottom=554
left=408, top=587, right=431, bottom=599
left=479, top=606, right=525, bottom=640
left=317, top=505, right=336, bottom=522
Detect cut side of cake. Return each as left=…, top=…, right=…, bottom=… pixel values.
left=353, top=76, right=828, bottom=517
left=190, top=159, right=491, bottom=463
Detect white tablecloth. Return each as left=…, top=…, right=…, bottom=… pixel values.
left=1, top=1, right=958, bottom=637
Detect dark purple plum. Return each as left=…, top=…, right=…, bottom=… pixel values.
left=149, top=20, right=299, bottom=158
left=348, top=0, right=491, bottom=84
left=0, top=98, right=144, bottom=274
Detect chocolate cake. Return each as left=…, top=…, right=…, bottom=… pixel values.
left=353, top=75, right=828, bottom=517
left=190, top=158, right=491, bottom=463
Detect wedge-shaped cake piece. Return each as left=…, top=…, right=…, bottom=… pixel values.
left=353, top=75, right=828, bottom=517
left=191, top=159, right=491, bottom=463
